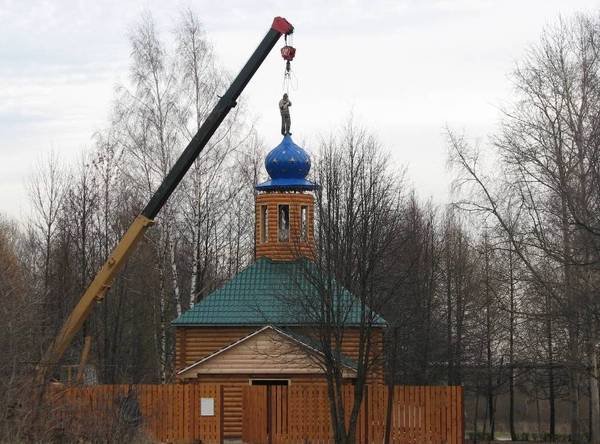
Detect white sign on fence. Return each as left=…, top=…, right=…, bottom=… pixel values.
left=200, top=397, right=214, bottom=416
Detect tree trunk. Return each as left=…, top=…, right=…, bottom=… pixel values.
left=546, top=293, right=556, bottom=440
left=473, top=386, right=480, bottom=444
left=549, top=365, right=556, bottom=439
left=189, top=196, right=202, bottom=308
left=484, top=239, right=494, bottom=440
left=534, top=371, right=541, bottom=437
left=509, top=247, right=517, bottom=441
left=168, top=234, right=182, bottom=316
left=590, top=345, right=600, bottom=444
left=569, top=365, right=581, bottom=442
left=156, top=232, right=169, bottom=383
left=446, top=240, right=453, bottom=385
left=384, top=327, right=399, bottom=444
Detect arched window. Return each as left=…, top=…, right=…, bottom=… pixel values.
left=260, top=205, right=268, bottom=243
left=300, top=205, right=308, bottom=241
left=278, top=205, right=289, bottom=242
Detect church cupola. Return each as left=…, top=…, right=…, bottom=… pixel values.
left=255, top=135, right=318, bottom=261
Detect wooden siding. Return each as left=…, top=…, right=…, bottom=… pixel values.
left=178, top=328, right=356, bottom=379
left=175, top=326, right=255, bottom=371
left=186, top=375, right=331, bottom=438
left=174, top=325, right=385, bottom=435
left=177, top=326, right=384, bottom=381
left=255, top=193, right=315, bottom=261
left=185, top=376, right=247, bottom=438
left=341, top=327, right=385, bottom=383
left=223, top=381, right=244, bottom=438
left=339, top=327, right=383, bottom=361
left=181, top=375, right=329, bottom=438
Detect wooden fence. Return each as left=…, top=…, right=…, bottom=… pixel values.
left=242, top=384, right=464, bottom=444
left=50, top=383, right=462, bottom=443
left=49, top=383, right=222, bottom=443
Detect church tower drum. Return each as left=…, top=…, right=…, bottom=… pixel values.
left=255, top=135, right=318, bottom=261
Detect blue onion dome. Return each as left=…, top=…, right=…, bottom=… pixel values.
left=256, top=135, right=319, bottom=191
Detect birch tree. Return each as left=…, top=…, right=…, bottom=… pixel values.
left=27, top=151, right=64, bottom=329
left=115, top=12, right=181, bottom=380
left=174, top=8, right=256, bottom=308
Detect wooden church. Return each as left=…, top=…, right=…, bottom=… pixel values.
left=172, top=135, right=386, bottom=437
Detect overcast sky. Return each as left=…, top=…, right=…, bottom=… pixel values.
left=1, top=0, right=598, bottom=221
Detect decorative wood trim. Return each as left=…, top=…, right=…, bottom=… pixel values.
left=178, top=326, right=272, bottom=375
left=177, top=325, right=358, bottom=378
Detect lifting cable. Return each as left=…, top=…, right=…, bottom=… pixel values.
left=281, top=33, right=298, bottom=94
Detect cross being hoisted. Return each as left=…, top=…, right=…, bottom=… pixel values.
left=35, top=16, right=297, bottom=389
left=279, top=35, right=296, bottom=136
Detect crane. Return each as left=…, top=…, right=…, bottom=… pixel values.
left=36, top=16, right=295, bottom=385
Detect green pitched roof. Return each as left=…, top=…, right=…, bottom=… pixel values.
left=172, top=258, right=386, bottom=327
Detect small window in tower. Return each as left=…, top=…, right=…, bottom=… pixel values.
left=300, top=206, right=308, bottom=241
left=278, top=205, right=289, bottom=242
left=260, top=205, right=268, bottom=243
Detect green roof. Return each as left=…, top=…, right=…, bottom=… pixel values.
left=172, top=258, right=386, bottom=327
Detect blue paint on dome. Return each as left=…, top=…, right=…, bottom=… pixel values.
left=256, top=135, right=319, bottom=191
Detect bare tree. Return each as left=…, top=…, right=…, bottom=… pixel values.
left=27, top=151, right=64, bottom=319
left=174, top=8, right=257, bottom=308
left=114, top=12, right=185, bottom=380
left=284, top=121, right=405, bottom=443
left=0, top=215, right=40, bottom=440
left=384, top=195, right=442, bottom=385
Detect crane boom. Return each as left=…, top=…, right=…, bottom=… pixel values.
left=37, top=16, right=294, bottom=384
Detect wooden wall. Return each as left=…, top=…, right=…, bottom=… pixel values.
left=176, top=326, right=255, bottom=370
left=176, top=326, right=384, bottom=377
left=186, top=375, right=325, bottom=438
left=175, top=325, right=384, bottom=437
left=340, top=327, right=385, bottom=383
left=178, top=328, right=356, bottom=378
left=255, top=192, right=315, bottom=261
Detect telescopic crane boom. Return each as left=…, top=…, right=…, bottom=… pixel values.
left=37, top=17, right=295, bottom=384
